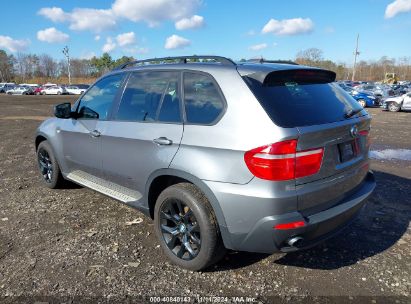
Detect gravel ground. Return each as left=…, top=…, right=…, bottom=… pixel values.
left=0, top=95, right=409, bottom=303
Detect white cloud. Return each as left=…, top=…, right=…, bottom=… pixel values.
left=102, top=37, right=116, bottom=53
left=37, top=27, right=69, bottom=43
left=38, top=7, right=68, bottom=22
left=38, top=7, right=116, bottom=33
left=385, top=0, right=411, bottom=18
left=324, top=26, right=335, bottom=34
left=0, top=35, right=29, bottom=52
left=164, top=34, right=191, bottom=49
left=262, top=18, right=314, bottom=36
left=116, top=32, right=136, bottom=46
left=112, top=0, right=201, bottom=27
left=175, top=15, right=204, bottom=30
left=69, top=8, right=116, bottom=32
left=39, top=0, right=201, bottom=32
left=95, top=35, right=101, bottom=41
left=249, top=43, right=268, bottom=51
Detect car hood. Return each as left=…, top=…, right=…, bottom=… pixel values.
left=384, top=96, right=403, bottom=103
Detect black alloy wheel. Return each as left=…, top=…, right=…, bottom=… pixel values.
left=159, top=198, right=201, bottom=260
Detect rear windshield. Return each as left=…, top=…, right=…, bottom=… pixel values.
left=243, top=71, right=364, bottom=128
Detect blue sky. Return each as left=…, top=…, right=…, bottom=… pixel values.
left=0, top=0, right=410, bottom=64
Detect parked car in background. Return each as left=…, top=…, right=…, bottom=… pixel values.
left=338, top=83, right=379, bottom=107
left=382, top=92, right=411, bottom=112
left=6, top=86, right=33, bottom=95
left=35, top=55, right=375, bottom=271
left=33, top=86, right=45, bottom=95
left=41, top=86, right=67, bottom=95
left=350, top=91, right=379, bottom=108
left=65, top=85, right=88, bottom=95
left=20, top=83, right=39, bottom=88
left=43, top=83, right=58, bottom=88
left=0, top=83, right=15, bottom=93
left=390, top=84, right=409, bottom=96
left=73, top=84, right=90, bottom=90
left=356, top=84, right=394, bottom=98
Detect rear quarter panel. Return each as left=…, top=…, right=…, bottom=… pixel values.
left=170, top=67, right=300, bottom=184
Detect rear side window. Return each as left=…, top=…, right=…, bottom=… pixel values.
left=183, top=72, right=224, bottom=124
left=116, top=71, right=181, bottom=122
left=243, top=70, right=364, bottom=128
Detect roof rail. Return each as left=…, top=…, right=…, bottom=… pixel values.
left=246, top=58, right=299, bottom=65
left=112, top=55, right=236, bottom=71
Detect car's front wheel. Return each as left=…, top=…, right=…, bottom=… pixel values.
left=154, top=183, right=226, bottom=271
left=37, top=141, right=65, bottom=188
left=388, top=102, right=401, bottom=112
left=358, top=99, right=366, bottom=108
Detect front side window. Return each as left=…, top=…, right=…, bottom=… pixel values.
left=115, top=71, right=181, bottom=122
left=77, top=73, right=124, bottom=120
left=183, top=72, right=224, bottom=124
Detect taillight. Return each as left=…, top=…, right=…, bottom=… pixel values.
left=359, top=129, right=371, bottom=148
left=244, top=139, right=324, bottom=181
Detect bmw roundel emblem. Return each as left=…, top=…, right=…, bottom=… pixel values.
left=350, top=125, right=359, bottom=138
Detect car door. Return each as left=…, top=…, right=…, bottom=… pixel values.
left=403, top=93, right=411, bottom=109
left=100, top=70, right=184, bottom=193
left=59, top=73, right=126, bottom=178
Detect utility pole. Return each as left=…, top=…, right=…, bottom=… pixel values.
left=352, top=34, right=360, bottom=81
left=62, top=46, right=71, bottom=85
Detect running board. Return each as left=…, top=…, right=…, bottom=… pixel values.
left=66, top=170, right=142, bottom=203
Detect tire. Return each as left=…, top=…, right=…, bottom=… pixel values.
left=7, top=92, right=12, bottom=95
left=36, top=92, right=40, bottom=95
left=36, top=141, right=65, bottom=189
left=388, top=102, right=401, bottom=112
left=154, top=183, right=226, bottom=271
left=358, top=99, right=366, bottom=108
left=57, top=91, right=61, bottom=95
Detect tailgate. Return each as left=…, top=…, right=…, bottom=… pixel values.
left=296, top=116, right=371, bottom=212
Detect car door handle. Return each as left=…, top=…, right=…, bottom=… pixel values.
left=153, top=137, right=173, bottom=145
left=90, top=130, right=101, bottom=138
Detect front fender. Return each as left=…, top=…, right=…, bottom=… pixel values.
left=35, top=118, right=67, bottom=173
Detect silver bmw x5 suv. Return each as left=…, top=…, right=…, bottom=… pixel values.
left=35, top=56, right=376, bottom=270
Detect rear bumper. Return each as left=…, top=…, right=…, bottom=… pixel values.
left=214, top=172, right=376, bottom=253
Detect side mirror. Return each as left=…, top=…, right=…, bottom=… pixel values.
left=54, top=102, right=72, bottom=119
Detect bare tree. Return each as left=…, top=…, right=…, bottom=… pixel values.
left=39, top=54, right=57, bottom=78
left=296, top=48, right=324, bottom=64
left=0, top=50, right=15, bottom=81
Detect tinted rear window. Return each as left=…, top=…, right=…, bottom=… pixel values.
left=243, top=71, right=364, bottom=128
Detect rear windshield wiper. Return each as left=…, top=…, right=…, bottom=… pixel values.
left=344, top=108, right=363, bottom=118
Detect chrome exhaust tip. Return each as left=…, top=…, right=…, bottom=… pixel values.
left=287, top=236, right=304, bottom=247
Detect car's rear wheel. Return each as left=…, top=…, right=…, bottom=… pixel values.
left=154, top=183, right=226, bottom=271
left=57, top=91, right=61, bottom=95
left=388, top=102, right=400, bottom=112
left=36, top=92, right=40, bottom=95
left=37, top=141, right=65, bottom=188
left=358, top=99, right=366, bottom=108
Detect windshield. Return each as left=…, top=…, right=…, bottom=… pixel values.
left=243, top=75, right=365, bottom=128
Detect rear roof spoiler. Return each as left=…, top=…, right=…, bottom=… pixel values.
left=239, top=67, right=336, bottom=84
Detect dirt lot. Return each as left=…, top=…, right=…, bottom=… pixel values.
left=0, top=94, right=410, bottom=303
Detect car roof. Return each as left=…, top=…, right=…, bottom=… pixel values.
left=105, top=59, right=323, bottom=84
